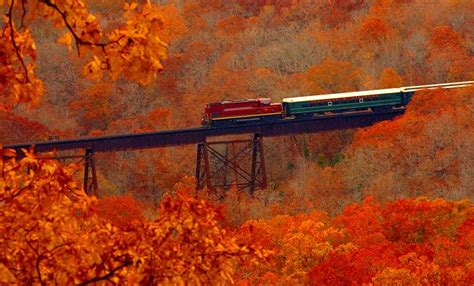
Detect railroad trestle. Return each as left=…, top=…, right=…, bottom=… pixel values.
left=196, top=134, right=267, bottom=196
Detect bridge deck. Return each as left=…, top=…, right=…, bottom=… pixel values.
left=4, top=110, right=403, bottom=155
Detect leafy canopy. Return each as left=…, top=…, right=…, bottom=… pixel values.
left=0, top=149, right=268, bottom=284
left=0, top=0, right=168, bottom=108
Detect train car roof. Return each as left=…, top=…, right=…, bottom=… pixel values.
left=401, top=80, right=474, bottom=92
left=282, top=81, right=474, bottom=103
left=208, top=98, right=272, bottom=106
left=282, top=88, right=402, bottom=103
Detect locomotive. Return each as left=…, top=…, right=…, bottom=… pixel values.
left=201, top=81, right=474, bottom=126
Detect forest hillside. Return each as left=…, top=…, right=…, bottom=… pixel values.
left=1, top=0, right=473, bottom=284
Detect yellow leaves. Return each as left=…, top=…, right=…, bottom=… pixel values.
left=76, top=2, right=168, bottom=84
left=124, top=2, right=138, bottom=11
left=57, top=32, right=73, bottom=50
left=85, top=14, right=96, bottom=24
left=182, top=215, right=194, bottom=229
left=0, top=263, right=15, bottom=283
left=86, top=2, right=168, bottom=84
left=109, top=276, right=120, bottom=284
left=372, top=253, right=442, bottom=285
left=0, top=148, right=16, bottom=158
left=3, top=0, right=168, bottom=108
left=1, top=16, right=44, bottom=108
left=379, top=67, right=403, bottom=88
left=1, top=153, right=266, bottom=284
left=83, top=56, right=103, bottom=81
left=335, top=242, right=357, bottom=254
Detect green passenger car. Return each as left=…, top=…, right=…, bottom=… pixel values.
left=282, top=80, right=474, bottom=117
left=282, top=88, right=408, bottom=117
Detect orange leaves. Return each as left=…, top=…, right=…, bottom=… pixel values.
left=95, top=2, right=168, bottom=85
left=308, top=197, right=474, bottom=285
left=154, top=4, right=188, bottom=44
left=136, top=189, right=269, bottom=284
left=427, top=26, right=469, bottom=80
left=382, top=197, right=470, bottom=243
left=335, top=196, right=385, bottom=246
left=428, top=25, right=467, bottom=65
left=57, top=32, right=74, bottom=51
left=429, top=26, right=464, bottom=51
left=359, top=16, right=391, bottom=44
left=344, top=87, right=474, bottom=200
left=379, top=67, right=403, bottom=88
left=68, top=82, right=117, bottom=134
left=216, top=15, right=247, bottom=37
left=97, top=194, right=145, bottom=229
left=1, top=0, right=169, bottom=108
left=0, top=16, right=44, bottom=108
left=372, top=253, right=442, bottom=285
left=0, top=154, right=267, bottom=284
left=234, top=195, right=473, bottom=284
left=306, top=58, right=364, bottom=94
left=0, top=110, right=50, bottom=144
left=236, top=211, right=347, bottom=284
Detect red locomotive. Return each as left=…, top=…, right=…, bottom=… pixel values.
left=202, top=98, right=282, bottom=126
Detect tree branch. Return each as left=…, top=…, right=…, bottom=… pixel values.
left=19, top=0, right=27, bottom=30
left=77, top=260, right=133, bottom=285
left=25, top=239, right=45, bottom=286
left=39, top=0, right=105, bottom=56
left=8, top=0, right=31, bottom=83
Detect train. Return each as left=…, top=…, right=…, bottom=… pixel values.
left=201, top=81, right=474, bottom=126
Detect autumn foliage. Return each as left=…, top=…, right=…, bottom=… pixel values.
left=0, top=0, right=167, bottom=108
left=0, top=152, right=267, bottom=284
left=96, top=194, right=145, bottom=229
left=234, top=197, right=474, bottom=285
left=1, top=0, right=474, bottom=284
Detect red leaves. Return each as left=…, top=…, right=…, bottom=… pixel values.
left=1, top=0, right=168, bottom=108
left=379, top=68, right=403, bottom=88
left=359, top=16, right=391, bottom=43
left=234, top=196, right=473, bottom=284
left=0, top=110, right=51, bottom=144
left=1, top=155, right=268, bottom=284
left=308, top=197, right=474, bottom=285
left=306, top=58, right=363, bottom=93
left=429, top=26, right=464, bottom=51
left=97, top=194, right=145, bottom=229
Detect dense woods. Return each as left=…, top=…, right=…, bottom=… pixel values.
left=1, top=0, right=473, bottom=284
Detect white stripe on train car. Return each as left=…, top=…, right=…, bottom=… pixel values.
left=282, top=81, right=474, bottom=103
left=282, top=88, right=401, bottom=103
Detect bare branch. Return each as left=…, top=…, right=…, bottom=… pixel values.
left=35, top=256, right=46, bottom=286
left=39, top=0, right=108, bottom=56
left=25, top=239, right=45, bottom=286
left=76, top=260, right=133, bottom=285
left=40, top=0, right=105, bottom=56
left=19, top=0, right=27, bottom=30
left=39, top=0, right=127, bottom=62
left=8, top=0, right=31, bottom=83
